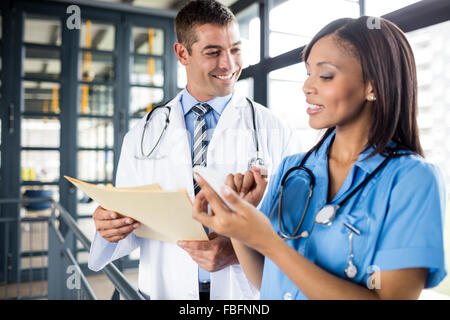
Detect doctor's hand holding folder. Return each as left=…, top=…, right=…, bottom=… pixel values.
left=65, top=176, right=209, bottom=244
left=66, top=165, right=266, bottom=244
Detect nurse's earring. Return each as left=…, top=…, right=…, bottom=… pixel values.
left=368, top=95, right=376, bottom=102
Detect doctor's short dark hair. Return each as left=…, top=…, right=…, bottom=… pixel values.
left=303, top=16, right=423, bottom=158
left=175, top=0, right=236, bottom=54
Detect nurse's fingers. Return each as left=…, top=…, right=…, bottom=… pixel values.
left=194, top=190, right=209, bottom=213
left=194, top=173, right=231, bottom=215
left=220, top=184, right=254, bottom=214
left=251, top=166, right=268, bottom=193
left=233, top=173, right=244, bottom=194
left=240, top=170, right=256, bottom=196
left=192, top=190, right=216, bottom=230
left=225, top=174, right=238, bottom=192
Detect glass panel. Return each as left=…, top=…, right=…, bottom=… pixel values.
left=236, top=77, right=254, bottom=100
left=131, top=55, right=164, bottom=86
left=80, top=21, right=115, bottom=51
left=129, top=86, right=164, bottom=117
left=21, top=151, right=59, bottom=183
left=24, top=46, right=60, bottom=80
left=406, top=21, right=450, bottom=300
left=132, top=27, right=164, bottom=55
left=78, top=117, right=113, bottom=149
left=177, top=61, right=187, bottom=89
left=80, top=51, right=114, bottom=82
left=268, top=63, right=320, bottom=150
left=77, top=150, right=114, bottom=181
left=236, top=2, right=260, bottom=67
left=23, top=81, right=60, bottom=113
left=0, top=14, right=2, bottom=39
left=269, top=0, right=359, bottom=57
left=22, top=117, right=60, bottom=148
left=24, top=14, right=61, bottom=46
left=365, top=0, right=421, bottom=16
left=407, top=20, right=450, bottom=179
left=78, top=84, right=114, bottom=116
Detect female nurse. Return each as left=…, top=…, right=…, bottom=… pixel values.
left=191, top=16, right=447, bottom=299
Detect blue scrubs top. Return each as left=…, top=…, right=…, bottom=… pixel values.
left=259, top=131, right=447, bottom=300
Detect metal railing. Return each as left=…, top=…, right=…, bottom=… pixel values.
left=0, top=197, right=144, bottom=300
left=0, top=197, right=50, bottom=300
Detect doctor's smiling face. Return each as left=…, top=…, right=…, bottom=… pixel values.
left=302, top=35, right=374, bottom=131
left=175, top=22, right=243, bottom=102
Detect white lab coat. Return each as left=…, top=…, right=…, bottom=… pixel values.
left=88, top=91, right=301, bottom=300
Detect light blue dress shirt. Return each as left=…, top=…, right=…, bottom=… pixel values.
left=259, top=131, right=447, bottom=300
left=180, top=88, right=232, bottom=157
left=180, top=88, right=233, bottom=283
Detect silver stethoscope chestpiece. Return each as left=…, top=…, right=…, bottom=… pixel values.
left=343, top=222, right=361, bottom=279
left=248, top=157, right=264, bottom=168
left=314, top=205, right=339, bottom=225
left=344, top=259, right=358, bottom=279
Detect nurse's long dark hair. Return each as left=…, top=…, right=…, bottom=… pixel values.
left=304, top=17, right=424, bottom=157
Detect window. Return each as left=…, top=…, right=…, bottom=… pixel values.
left=364, top=0, right=421, bottom=16
left=236, top=2, right=260, bottom=67
left=129, top=26, right=165, bottom=125
left=21, top=14, right=62, bottom=214
left=268, top=63, right=319, bottom=150
left=408, top=20, right=450, bottom=299
left=269, top=0, right=359, bottom=57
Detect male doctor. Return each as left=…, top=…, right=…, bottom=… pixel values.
left=88, top=0, right=299, bottom=300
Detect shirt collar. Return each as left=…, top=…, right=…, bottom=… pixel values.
left=180, top=87, right=233, bottom=116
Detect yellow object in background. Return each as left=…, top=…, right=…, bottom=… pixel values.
left=81, top=20, right=93, bottom=114
left=43, top=99, right=49, bottom=122
left=147, top=28, right=155, bottom=86
left=22, top=168, right=29, bottom=181
left=81, top=85, right=90, bottom=114
left=29, top=168, right=36, bottom=180
left=51, top=86, right=60, bottom=114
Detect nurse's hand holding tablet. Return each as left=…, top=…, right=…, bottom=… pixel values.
left=192, top=171, right=275, bottom=252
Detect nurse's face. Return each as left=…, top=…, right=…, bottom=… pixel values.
left=176, top=22, right=243, bottom=102
left=303, top=35, right=373, bottom=130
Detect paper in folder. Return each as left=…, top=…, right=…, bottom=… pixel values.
left=64, top=176, right=208, bottom=244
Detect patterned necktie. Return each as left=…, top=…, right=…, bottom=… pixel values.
left=192, top=103, right=212, bottom=195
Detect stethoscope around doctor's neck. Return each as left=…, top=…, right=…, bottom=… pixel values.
left=134, top=97, right=265, bottom=168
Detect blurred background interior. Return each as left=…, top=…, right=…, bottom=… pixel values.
left=0, top=0, right=449, bottom=300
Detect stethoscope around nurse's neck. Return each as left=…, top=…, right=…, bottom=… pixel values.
left=277, top=137, right=412, bottom=279
left=277, top=136, right=412, bottom=240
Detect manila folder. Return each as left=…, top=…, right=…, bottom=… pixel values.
left=64, top=176, right=208, bottom=243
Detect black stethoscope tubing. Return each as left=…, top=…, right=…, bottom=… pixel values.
left=278, top=135, right=412, bottom=240
left=137, top=97, right=260, bottom=160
